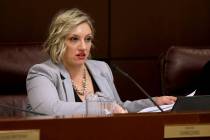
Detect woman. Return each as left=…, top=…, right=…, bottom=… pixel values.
left=26, top=8, right=176, bottom=115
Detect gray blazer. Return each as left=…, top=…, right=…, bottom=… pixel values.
left=26, top=59, right=154, bottom=115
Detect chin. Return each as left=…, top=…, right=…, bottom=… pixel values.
left=75, top=60, right=86, bottom=65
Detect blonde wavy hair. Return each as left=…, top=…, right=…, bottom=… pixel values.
left=43, top=8, right=95, bottom=64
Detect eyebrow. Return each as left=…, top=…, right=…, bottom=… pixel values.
left=70, top=34, right=93, bottom=37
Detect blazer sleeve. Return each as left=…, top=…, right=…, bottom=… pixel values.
left=102, top=62, right=155, bottom=112
left=26, top=64, right=86, bottom=115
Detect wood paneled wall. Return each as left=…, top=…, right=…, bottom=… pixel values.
left=111, top=0, right=210, bottom=100
left=0, top=0, right=210, bottom=100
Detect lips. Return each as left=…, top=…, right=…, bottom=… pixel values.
left=76, top=52, right=86, bottom=59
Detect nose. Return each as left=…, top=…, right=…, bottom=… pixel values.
left=78, top=39, right=87, bottom=50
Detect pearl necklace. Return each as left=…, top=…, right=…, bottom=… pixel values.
left=71, top=68, right=87, bottom=96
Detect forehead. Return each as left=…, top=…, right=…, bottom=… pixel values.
left=69, top=22, right=92, bottom=36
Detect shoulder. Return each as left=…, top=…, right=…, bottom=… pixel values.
left=86, top=60, right=108, bottom=67
left=27, top=59, right=60, bottom=80
left=30, top=59, right=59, bottom=72
left=86, top=60, right=111, bottom=72
left=86, top=60, right=113, bottom=80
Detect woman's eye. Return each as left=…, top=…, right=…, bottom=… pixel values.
left=85, top=37, right=93, bottom=42
left=70, top=37, right=78, bottom=41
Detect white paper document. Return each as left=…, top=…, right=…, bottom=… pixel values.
left=138, top=104, right=174, bottom=113
left=138, top=90, right=196, bottom=113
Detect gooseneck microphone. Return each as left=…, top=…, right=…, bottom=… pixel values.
left=110, top=63, right=164, bottom=112
left=0, top=103, right=47, bottom=116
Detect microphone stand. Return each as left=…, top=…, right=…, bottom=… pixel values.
left=0, top=103, right=46, bottom=116
left=111, top=63, right=164, bottom=112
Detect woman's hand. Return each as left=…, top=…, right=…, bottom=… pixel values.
left=113, top=103, right=128, bottom=113
left=154, top=96, right=177, bottom=105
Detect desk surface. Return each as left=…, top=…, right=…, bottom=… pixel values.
left=0, top=112, right=210, bottom=140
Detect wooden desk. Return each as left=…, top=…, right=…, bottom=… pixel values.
left=0, top=112, right=210, bottom=140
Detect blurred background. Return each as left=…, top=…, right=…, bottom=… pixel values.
left=0, top=0, right=210, bottom=101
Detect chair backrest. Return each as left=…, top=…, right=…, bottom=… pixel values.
left=0, top=42, right=48, bottom=95
left=0, top=42, right=48, bottom=117
left=160, top=46, right=210, bottom=96
left=0, top=95, right=28, bottom=117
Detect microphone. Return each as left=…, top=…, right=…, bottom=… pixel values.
left=0, top=103, right=47, bottom=116
left=110, top=63, right=164, bottom=112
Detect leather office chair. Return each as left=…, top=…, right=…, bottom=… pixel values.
left=160, top=46, right=210, bottom=96
left=0, top=43, right=48, bottom=117
left=0, top=95, right=28, bottom=117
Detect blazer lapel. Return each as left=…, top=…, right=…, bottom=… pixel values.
left=86, top=61, right=115, bottom=100
left=56, top=61, right=115, bottom=102
left=58, top=64, right=75, bottom=102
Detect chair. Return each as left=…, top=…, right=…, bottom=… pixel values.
left=0, top=95, right=28, bottom=117
left=0, top=42, right=48, bottom=117
left=160, top=46, right=210, bottom=96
